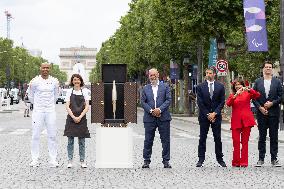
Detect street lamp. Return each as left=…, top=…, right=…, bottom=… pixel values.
left=217, top=35, right=226, bottom=51
left=217, top=34, right=231, bottom=119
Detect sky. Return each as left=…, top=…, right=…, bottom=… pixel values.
left=0, top=0, right=131, bottom=64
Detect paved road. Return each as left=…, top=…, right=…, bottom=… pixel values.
left=0, top=102, right=284, bottom=188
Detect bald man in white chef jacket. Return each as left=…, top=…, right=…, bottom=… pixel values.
left=28, top=62, right=59, bottom=167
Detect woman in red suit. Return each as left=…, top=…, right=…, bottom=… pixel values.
left=226, top=79, right=260, bottom=167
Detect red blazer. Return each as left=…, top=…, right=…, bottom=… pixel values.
left=226, top=89, right=260, bottom=129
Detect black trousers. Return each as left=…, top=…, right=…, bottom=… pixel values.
left=198, top=121, right=224, bottom=161
left=257, top=115, right=279, bottom=161
left=143, top=120, right=170, bottom=162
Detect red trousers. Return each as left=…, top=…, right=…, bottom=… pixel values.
left=231, top=127, right=251, bottom=167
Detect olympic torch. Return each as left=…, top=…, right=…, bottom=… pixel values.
left=112, top=80, right=117, bottom=119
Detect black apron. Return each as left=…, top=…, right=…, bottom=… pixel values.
left=63, top=89, right=90, bottom=138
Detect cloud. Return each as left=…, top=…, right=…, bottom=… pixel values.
left=0, top=0, right=131, bottom=64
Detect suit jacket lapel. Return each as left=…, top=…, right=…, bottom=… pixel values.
left=212, top=82, right=217, bottom=100
left=148, top=84, right=154, bottom=101
left=203, top=81, right=211, bottom=99
left=156, top=83, right=162, bottom=99
left=259, top=78, right=266, bottom=99
left=267, top=77, right=274, bottom=99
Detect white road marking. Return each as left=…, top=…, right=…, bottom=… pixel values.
left=175, top=132, right=199, bottom=139
left=10, top=129, right=30, bottom=135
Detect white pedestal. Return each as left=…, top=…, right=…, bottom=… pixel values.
left=95, top=125, right=133, bottom=168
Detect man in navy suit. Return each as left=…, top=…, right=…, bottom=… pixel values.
left=196, top=68, right=227, bottom=167
left=141, top=68, right=172, bottom=168
left=253, top=61, right=282, bottom=167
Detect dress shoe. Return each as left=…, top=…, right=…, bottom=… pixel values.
left=218, top=160, right=227, bottom=167
left=142, top=161, right=150, bottom=168
left=196, top=160, right=204, bottom=167
left=163, top=161, right=172, bottom=168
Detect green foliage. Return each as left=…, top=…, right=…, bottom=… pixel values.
left=91, top=0, right=280, bottom=83
left=50, top=64, right=67, bottom=84
left=0, top=37, right=67, bottom=87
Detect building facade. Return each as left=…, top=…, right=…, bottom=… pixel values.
left=59, top=46, right=97, bottom=85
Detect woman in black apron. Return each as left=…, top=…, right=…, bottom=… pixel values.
left=63, top=74, right=90, bottom=168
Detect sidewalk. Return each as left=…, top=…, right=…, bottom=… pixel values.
left=137, top=107, right=284, bottom=143
left=171, top=114, right=284, bottom=143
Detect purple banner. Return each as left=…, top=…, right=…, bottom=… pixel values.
left=244, top=0, right=268, bottom=51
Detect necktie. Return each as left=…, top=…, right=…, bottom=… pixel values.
left=209, top=83, right=213, bottom=99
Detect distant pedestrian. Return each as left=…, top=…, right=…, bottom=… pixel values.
left=196, top=67, right=227, bottom=167
left=253, top=61, right=282, bottom=167
left=24, top=93, right=31, bottom=117
left=9, top=93, right=14, bottom=105
left=63, top=74, right=90, bottom=168
left=28, top=62, right=59, bottom=167
left=226, top=79, right=260, bottom=167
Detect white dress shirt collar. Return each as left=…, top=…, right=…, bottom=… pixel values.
left=151, top=80, right=159, bottom=108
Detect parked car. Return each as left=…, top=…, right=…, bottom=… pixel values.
left=56, top=89, right=68, bottom=104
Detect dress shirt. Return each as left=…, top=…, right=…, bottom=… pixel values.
left=207, top=80, right=215, bottom=92
left=264, top=79, right=271, bottom=98
left=151, top=81, right=159, bottom=108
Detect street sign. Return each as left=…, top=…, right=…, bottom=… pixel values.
left=216, top=59, right=228, bottom=76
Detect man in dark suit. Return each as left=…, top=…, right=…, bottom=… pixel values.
left=196, top=68, right=226, bottom=167
left=141, top=68, right=172, bottom=168
left=253, top=61, right=282, bottom=167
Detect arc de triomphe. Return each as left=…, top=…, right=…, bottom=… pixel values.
left=59, top=46, right=97, bottom=86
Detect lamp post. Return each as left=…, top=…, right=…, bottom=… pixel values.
left=217, top=35, right=226, bottom=52
left=183, top=55, right=190, bottom=115
left=217, top=35, right=231, bottom=118
left=217, top=35, right=227, bottom=88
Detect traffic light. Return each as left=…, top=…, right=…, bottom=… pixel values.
left=188, top=65, right=193, bottom=77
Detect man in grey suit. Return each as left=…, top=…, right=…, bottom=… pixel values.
left=253, top=61, right=282, bottom=167
left=141, top=68, right=172, bottom=168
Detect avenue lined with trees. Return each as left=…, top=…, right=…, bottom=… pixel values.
left=0, top=38, right=67, bottom=89
left=92, top=0, right=278, bottom=83
left=90, top=0, right=279, bottom=114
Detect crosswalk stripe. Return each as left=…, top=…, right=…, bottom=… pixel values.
left=175, top=132, right=199, bottom=139
left=10, top=129, right=30, bottom=135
